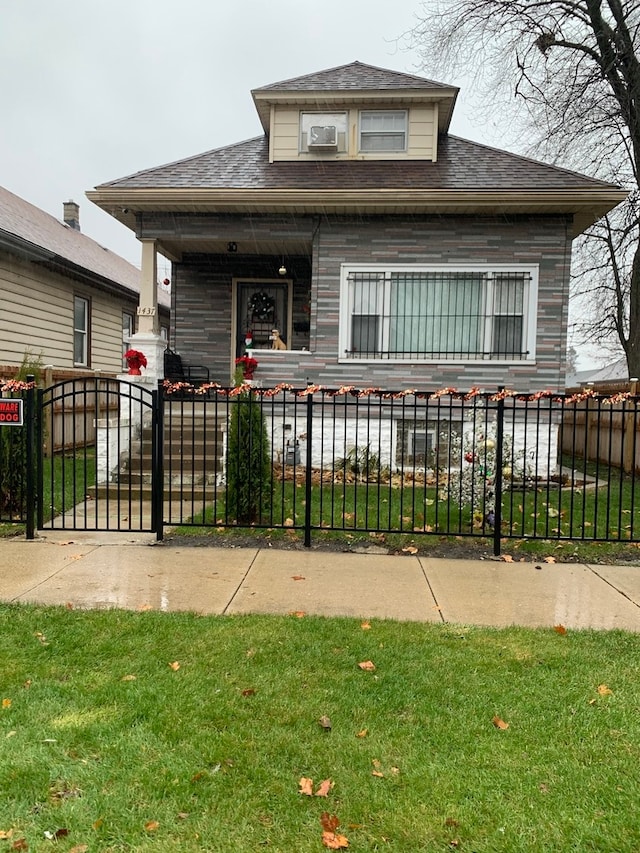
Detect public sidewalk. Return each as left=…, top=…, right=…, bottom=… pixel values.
left=2, top=528, right=640, bottom=630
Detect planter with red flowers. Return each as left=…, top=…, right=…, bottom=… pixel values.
left=235, top=354, right=258, bottom=381
left=124, top=349, right=147, bottom=375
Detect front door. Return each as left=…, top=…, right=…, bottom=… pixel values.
left=235, top=280, right=291, bottom=358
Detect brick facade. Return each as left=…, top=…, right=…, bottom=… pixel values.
left=158, top=212, right=571, bottom=391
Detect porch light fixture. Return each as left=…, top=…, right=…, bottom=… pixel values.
left=227, top=242, right=237, bottom=253
left=279, top=257, right=287, bottom=276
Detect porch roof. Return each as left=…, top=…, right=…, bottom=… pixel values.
left=88, top=134, right=626, bottom=239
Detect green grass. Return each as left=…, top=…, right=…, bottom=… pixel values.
left=0, top=450, right=96, bottom=537
left=1, top=606, right=640, bottom=851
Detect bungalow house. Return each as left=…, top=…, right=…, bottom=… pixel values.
left=87, top=61, right=625, bottom=395
left=0, top=186, right=170, bottom=377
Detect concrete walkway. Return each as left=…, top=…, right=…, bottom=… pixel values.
left=2, top=528, right=640, bottom=630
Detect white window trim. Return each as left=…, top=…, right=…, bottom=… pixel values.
left=358, top=110, right=408, bottom=154
left=74, top=295, right=90, bottom=367
left=338, top=263, right=538, bottom=364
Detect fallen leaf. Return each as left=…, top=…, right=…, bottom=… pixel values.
left=292, top=575, right=306, bottom=581
left=492, top=715, right=510, bottom=730
left=44, top=829, right=69, bottom=840
left=358, top=661, right=376, bottom=672
left=319, top=715, right=332, bottom=731
left=543, top=556, right=557, bottom=563
left=11, top=840, right=28, bottom=851
left=360, top=621, right=371, bottom=630
left=356, top=728, right=368, bottom=738
left=284, top=517, right=295, bottom=527
left=321, top=813, right=340, bottom=833
left=322, top=830, right=350, bottom=849
left=554, top=624, right=568, bottom=635
left=444, top=818, right=459, bottom=828
left=289, top=611, right=306, bottom=618
left=92, top=818, right=104, bottom=830
left=402, top=546, right=418, bottom=554
left=177, top=812, right=189, bottom=820
left=69, top=847, right=88, bottom=853
left=0, top=831, right=13, bottom=840
left=315, top=779, right=334, bottom=797
left=372, top=770, right=385, bottom=778
left=241, top=688, right=256, bottom=697
left=299, top=777, right=314, bottom=796
left=168, top=661, right=180, bottom=671
left=5, top=731, right=16, bottom=739
left=121, top=674, right=137, bottom=682
left=65, top=602, right=74, bottom=610
left=144, top=820, right=159, bottom=832
left=137, top=603, right=153, bottom=612
left=23, top=680, right=31, bottom=689
left=2, top=699, right=11, bottom=709
left=372, top=759, right=384, bottom=777
left=502, top=555, right=514, bottom=562
left=34, top=632, right=49, bottom=645
left=598, top=684, right=614, bottom=696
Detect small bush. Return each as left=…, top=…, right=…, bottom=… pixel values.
left=226, top=388, right=272, bottom=524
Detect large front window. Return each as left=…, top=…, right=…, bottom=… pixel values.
left=341, top=266, right=536, bottom=361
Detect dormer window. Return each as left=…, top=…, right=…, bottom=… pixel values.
left=359, top=111, right=407, bottom=152
left=300, top=112, right=347, bottom=153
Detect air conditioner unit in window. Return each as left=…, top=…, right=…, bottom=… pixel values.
left=309, top=125, right=337, bottom=148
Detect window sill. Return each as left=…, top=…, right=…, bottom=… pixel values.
left=338, top=357, right=536, bottom=366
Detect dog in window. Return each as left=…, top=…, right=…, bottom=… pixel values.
left=270, top=329, right=287, bottom=350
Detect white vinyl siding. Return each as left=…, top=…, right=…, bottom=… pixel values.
left=270, top=104, right=437, bottom=161
left=0, top=252, right=136, bottom=371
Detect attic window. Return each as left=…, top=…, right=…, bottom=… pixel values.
left=300, top=112, right=347, bottom=153
left=359, top=111, right=407, bottom=152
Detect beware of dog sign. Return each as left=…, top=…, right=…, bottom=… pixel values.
left=0, top=399, right=24, bottom=425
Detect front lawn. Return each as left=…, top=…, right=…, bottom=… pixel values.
left=2, top=606, right=640, bottom=851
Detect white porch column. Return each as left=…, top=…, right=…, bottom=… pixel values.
left=138, top=238, right=159, bottom=334
left=123, top=237, right=165, bottom=382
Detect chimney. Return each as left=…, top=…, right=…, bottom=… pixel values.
left=63, top=200, right=80, bottom=232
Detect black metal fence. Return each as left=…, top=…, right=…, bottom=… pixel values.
left=162, top=384, right=640, bottom=553
left=1, top=378, right=639, bottom=553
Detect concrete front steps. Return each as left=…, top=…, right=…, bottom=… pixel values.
left=93, top=406, right=226, bottom=501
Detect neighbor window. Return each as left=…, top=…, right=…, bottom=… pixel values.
left=122, top=310, right=135, bottom=357
left=74, top=296, right=90, bottom=365
left=341, top=266, right=536, bottom=361
left=359, top=111, right=407, bottom=152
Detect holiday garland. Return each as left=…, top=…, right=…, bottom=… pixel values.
left=162, top=380, right=640, bottom=405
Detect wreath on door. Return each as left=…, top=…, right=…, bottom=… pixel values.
left=248, top=290, right=276, bottom=321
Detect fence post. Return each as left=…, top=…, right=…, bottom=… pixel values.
left=304, top=390, right=314, bottom=548
left=25, top=375, right=36, bottom=540
left=493, top=387, right=505, bottom=557
left=623, top=378, right=638, bottom=474
left=153, top=381, right=164, bottom=542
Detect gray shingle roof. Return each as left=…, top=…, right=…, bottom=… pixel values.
left=0, top=185, right=141, bottom=290
left=252, top=61, right=453, bottom=92
left=98, top=134, right=616, bottom=192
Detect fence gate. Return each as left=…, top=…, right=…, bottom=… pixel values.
left=37, top=378, right=160, bottom=534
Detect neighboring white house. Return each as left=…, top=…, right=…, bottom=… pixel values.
left=0, top=186, right=170, bottom=375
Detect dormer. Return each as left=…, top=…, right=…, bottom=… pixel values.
left=251, top=61, right=459, bottom=164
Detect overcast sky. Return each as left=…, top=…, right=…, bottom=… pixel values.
left=0, top=0, right=488, bottom=269
left=1, top=0, right=605, bottom=368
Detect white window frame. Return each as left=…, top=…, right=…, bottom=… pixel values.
left=299, top=111, right=348, bottom=153
left=122, top=310, right=135, bottom=357
left=339, top=264, right=538, bottom=364
left=73, top=295, right=90, bottom=366
left=359, top=110, right=408, bottom=153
